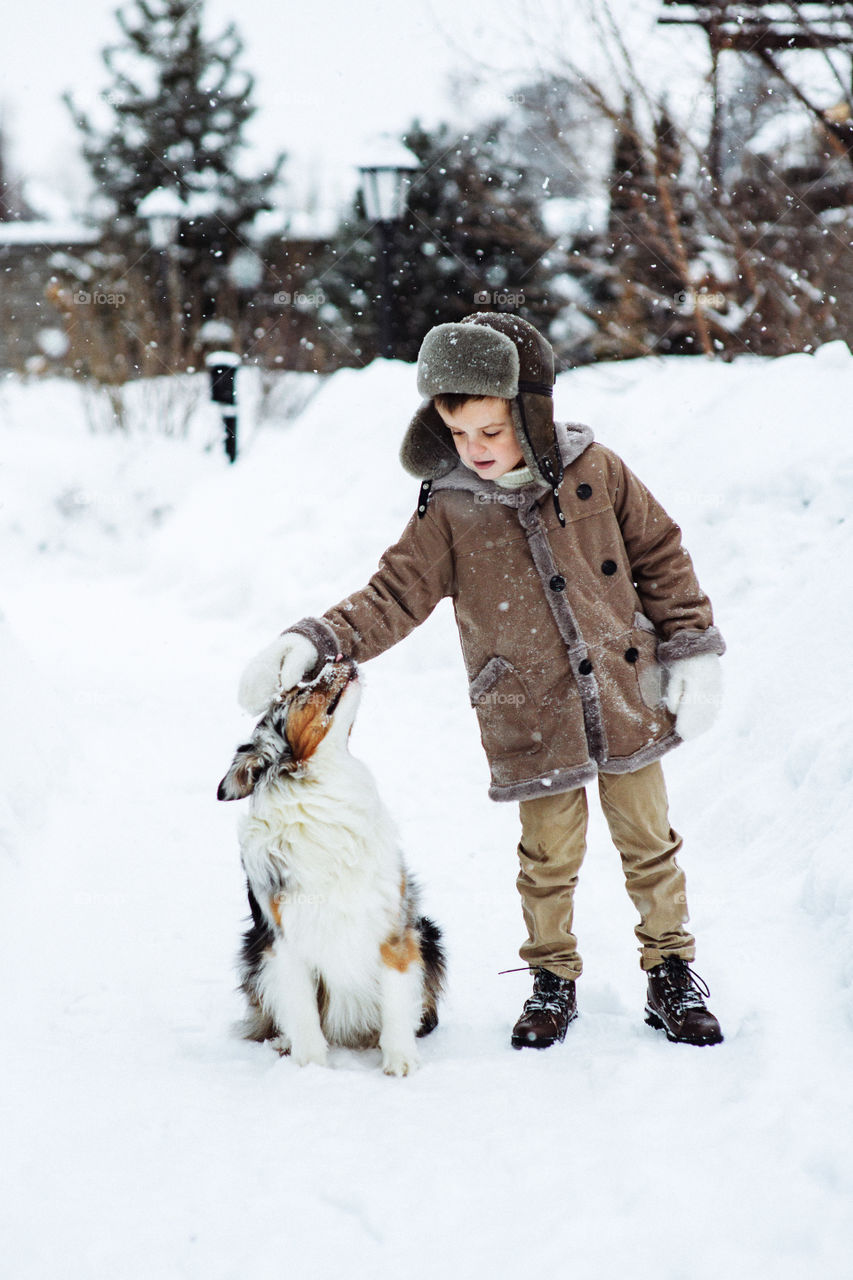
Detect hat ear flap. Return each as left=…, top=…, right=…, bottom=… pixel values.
left=400, top=400, right=459, bottom=480
left=510, top=394, right=563, bottom=490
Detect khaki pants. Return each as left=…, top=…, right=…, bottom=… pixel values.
left=516, top=762, right=695, bottom=979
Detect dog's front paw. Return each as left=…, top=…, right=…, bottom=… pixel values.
left=291, top=1039, right=329, bottom=1068
left=381, top=1046, right=420, bottom=1077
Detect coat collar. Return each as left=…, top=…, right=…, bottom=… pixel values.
left=429, top=421, right=594, bottom=505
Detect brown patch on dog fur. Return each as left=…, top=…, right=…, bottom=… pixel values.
left=380, top=929, right=421, bottom=973
left=285, top=698, right=333, bottom=764
left=269, top=894, right=283, bottom=928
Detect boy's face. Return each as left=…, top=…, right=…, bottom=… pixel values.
left=435, top=396, right=524, bottom=479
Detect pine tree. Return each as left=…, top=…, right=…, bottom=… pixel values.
left=62, top=0, right=283, bottom=374
left=318, top=117, right=560, bottom=364
left=607, top=99, right=654, bottom=276
left=579, top=98, right=710, bottom=357
left=65, top=0, right=281, bottom=230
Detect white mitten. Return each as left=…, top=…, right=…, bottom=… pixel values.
left=663, top=652, right=722, bottom=741
left=237, top=632, right=319, bottom=715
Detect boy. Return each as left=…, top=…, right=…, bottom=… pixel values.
left=238, top=313, right=725, bottom=1049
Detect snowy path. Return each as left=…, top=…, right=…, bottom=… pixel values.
left=3, top=357, right=853, bottom=1277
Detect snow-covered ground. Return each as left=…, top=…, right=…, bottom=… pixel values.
left=2, top=348, right=852, bottom=1278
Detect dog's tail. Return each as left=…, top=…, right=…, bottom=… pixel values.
left=236, top=886, right=278, bottom=1042
left=415, top=916, right=446, bottom=1038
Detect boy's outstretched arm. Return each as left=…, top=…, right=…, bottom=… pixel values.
left=289, top=504, right=456, bottom=666
left=238, top=504, right=456, bottom=709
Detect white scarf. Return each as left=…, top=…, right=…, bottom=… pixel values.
left=494, top=464, right=536, bottom=490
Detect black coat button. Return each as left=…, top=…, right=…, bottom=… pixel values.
left=601, top=559, right=618, bottom=576
left=578, top=659, right=593, bottom=676
left=624, top=647, right=639, bottom=664
left=549, top=574, right=566, bottom=591
left=576, top=483, right=592, bottom=499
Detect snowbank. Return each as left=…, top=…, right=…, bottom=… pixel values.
left=0, top=610, right=68, bottom=861
left=3, top=346, right=853, bottom=1278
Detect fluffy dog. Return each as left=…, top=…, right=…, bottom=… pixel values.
left=218, top=655, right=445, bottom=1076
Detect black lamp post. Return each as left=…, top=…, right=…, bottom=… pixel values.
left=205, top=350, right=241, bottom=463
left=358, top=145, right=419, bottom=359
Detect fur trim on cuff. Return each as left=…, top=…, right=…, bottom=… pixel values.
left=657, top=625, right=726, bottom=665
left=598, top=726, right=683, bottom=773
left=284, top=617, right=340, bottom=671
left=489, top=761, right=598, bottom=802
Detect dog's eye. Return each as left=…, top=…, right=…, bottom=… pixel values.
left=326, top=688, right=344, bottom=716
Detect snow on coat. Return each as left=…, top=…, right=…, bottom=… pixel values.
left=287, top=422, right=725, bottom=802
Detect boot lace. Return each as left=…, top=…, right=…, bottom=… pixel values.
left=521, top=969, right=573, bottom=1017
left=661, top=958, right=711, bottom=1012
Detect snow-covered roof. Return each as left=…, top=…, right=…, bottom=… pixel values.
left=0, top=219, right=99, bottom=247
left=357, top=135, right=420, bottom=172
left=251, top=206, right=339, bottom=241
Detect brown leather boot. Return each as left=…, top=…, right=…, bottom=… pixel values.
left=511, top=967, right=578, bottom=1049
left=645, top=956, right=723, bottom=1045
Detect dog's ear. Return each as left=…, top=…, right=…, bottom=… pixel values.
left=217, top=744, right=267, bottom=801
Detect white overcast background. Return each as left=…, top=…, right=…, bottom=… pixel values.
left=1, top=0, right=709, bottom=221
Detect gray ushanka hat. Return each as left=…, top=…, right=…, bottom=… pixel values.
left=400, top=313, right=563, bottom=513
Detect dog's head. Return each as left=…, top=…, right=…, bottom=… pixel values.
left=217, top=656, right=360, bottom=801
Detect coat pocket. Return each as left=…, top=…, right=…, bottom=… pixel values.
left=630, top=615, right=664, bottom=711
left=469, top=656, right=542, bottom=759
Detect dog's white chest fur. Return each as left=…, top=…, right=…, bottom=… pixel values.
left=242, top=755, right=403, bottom=985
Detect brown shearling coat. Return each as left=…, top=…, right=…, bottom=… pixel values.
left=288, top=423, right=725, bottom=802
